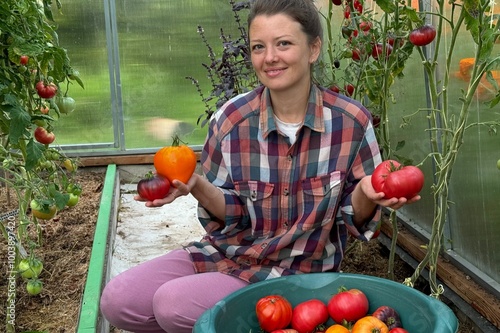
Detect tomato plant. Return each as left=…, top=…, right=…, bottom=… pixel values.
left=137, top=172, right=171, bottom=201
left=34, top=126, right=56, bottom=144
left=372, top=306, right=402, bottom=330
left=35, top=80, right=58, bottom=99
left=291, top=299, right=329, bottom=333
left=327, top=288, right=369, bottom=324
left=1, top=1, right=83, bottom=331
left=18, top=258, right=43, bottom=279
left=352, top=316, right=389, bottom=333
left=408, top=25, right=436, bottom=46
left=371, top=160, right=425, bottom=199
left=26, top=279, right=43, bottom=296
left=256, top=295, right=293, bottom=332
left=154, top=135, right=197, bottom=184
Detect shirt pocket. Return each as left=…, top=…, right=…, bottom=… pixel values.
left=234, top=180, right=275, bottom=237
left=299, top=171, right=343, bottom=231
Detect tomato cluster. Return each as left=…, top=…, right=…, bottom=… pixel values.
left=255, top=288, right=410, bottom=333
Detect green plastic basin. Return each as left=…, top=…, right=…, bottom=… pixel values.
left=194, top=272, right=458, bottom=333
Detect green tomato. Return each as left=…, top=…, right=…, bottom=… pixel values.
left=497, top=159, right=500, bottom=170
left=26, top=279, right=43, bottom=296
left=67, top=183, right=83, bottom=196
left=67, top=193, right=79, bottom=207
left=56, top=96, right=76, bottom=114
left=30, top=199, right=57, bottom=220
left=18, top=258, right=43, bottom=279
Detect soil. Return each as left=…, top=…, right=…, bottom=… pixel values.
left=0, top=168, right=474, bottom=332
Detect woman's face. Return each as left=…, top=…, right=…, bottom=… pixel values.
left=249, top=13, right=321, bottom=93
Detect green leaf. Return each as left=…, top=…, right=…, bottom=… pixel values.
left=463, top=10, right=480, bottom=43
left=5, top=103, right=31, bottom=144
left=25, top=140, right=45, bottom=171
left=375, top=0, right=397, bottom=13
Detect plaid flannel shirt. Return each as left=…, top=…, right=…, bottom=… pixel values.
left=185, top=84, right=382, bottom=283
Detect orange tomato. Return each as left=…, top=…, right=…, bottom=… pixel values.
left=326, top=324, right=350, bottom=333
left=352, top=316, right=389, bottom=333
left=153, top=136, right=197, bottom=184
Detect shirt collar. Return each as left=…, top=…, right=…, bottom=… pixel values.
left=260, top=85, right=325, bottom=139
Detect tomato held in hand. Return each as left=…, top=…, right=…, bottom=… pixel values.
left=327, top=288, right=369, bottom=324
left=372, top=305, right=402, bottom=330
left=291, top=299, right=329, bottom=333
left=409, top=24, right=436, bottom=46
left=154, top=136, right=197, bottom=184
left=137, top=172, right=171, bottom=201
left=352, top=316, right=389, bottom=333
left=35, top=80, right=58, bottom=99
left=256, top=295, right=293, bottom=332
left=371, top=160, right=425, bottom=199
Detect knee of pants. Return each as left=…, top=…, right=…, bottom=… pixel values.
left=152, top=283, right=201, bottom=333
left=100, top=278, right=151, bottom=328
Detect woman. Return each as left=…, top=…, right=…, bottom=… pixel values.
left=100, top=0, right=420, bottom=332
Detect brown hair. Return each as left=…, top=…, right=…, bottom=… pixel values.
left=247, top=0, right=323, bottom=44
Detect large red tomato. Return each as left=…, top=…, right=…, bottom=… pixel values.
left=291, top=299, right=329, bottom=333
left=371, top=160, right=424, bottom=199
left=256, top=295, right=293, bottom=332
left=352, top=316, right=389, bottom=333
left=35, top=81, right=58, bottom=99
left=327, top=288, right=369, bottom=324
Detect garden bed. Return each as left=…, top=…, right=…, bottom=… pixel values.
left=0, top=164, right=483, bottom=332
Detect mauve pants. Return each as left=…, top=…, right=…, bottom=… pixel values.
left=100, top=249, right=249, bottom=333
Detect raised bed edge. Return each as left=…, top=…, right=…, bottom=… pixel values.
left=76, top=164, right=118, bottom=333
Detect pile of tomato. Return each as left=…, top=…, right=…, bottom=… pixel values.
left=255, top=287, right=410, bottom=333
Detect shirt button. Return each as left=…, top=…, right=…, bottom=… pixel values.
left=260, top=243, right=267, bottom=249
left=287, top=155, right=293, bottom=161
left=284, top=189, right=289, bottom=196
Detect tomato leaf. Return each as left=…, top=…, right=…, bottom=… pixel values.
left=25, top=140, right=45, bottom=171
left=374, top=0, right=396, bottom=13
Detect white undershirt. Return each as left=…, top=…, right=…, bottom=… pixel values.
left=274, top=116, right=302, bottom=145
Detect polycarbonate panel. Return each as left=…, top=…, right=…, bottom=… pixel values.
left=115, top=0, right=241, bottom=148
left=52, top=1, right=114, bottom=145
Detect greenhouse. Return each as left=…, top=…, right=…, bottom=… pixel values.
left=1, top=0, right=499, bottom=332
